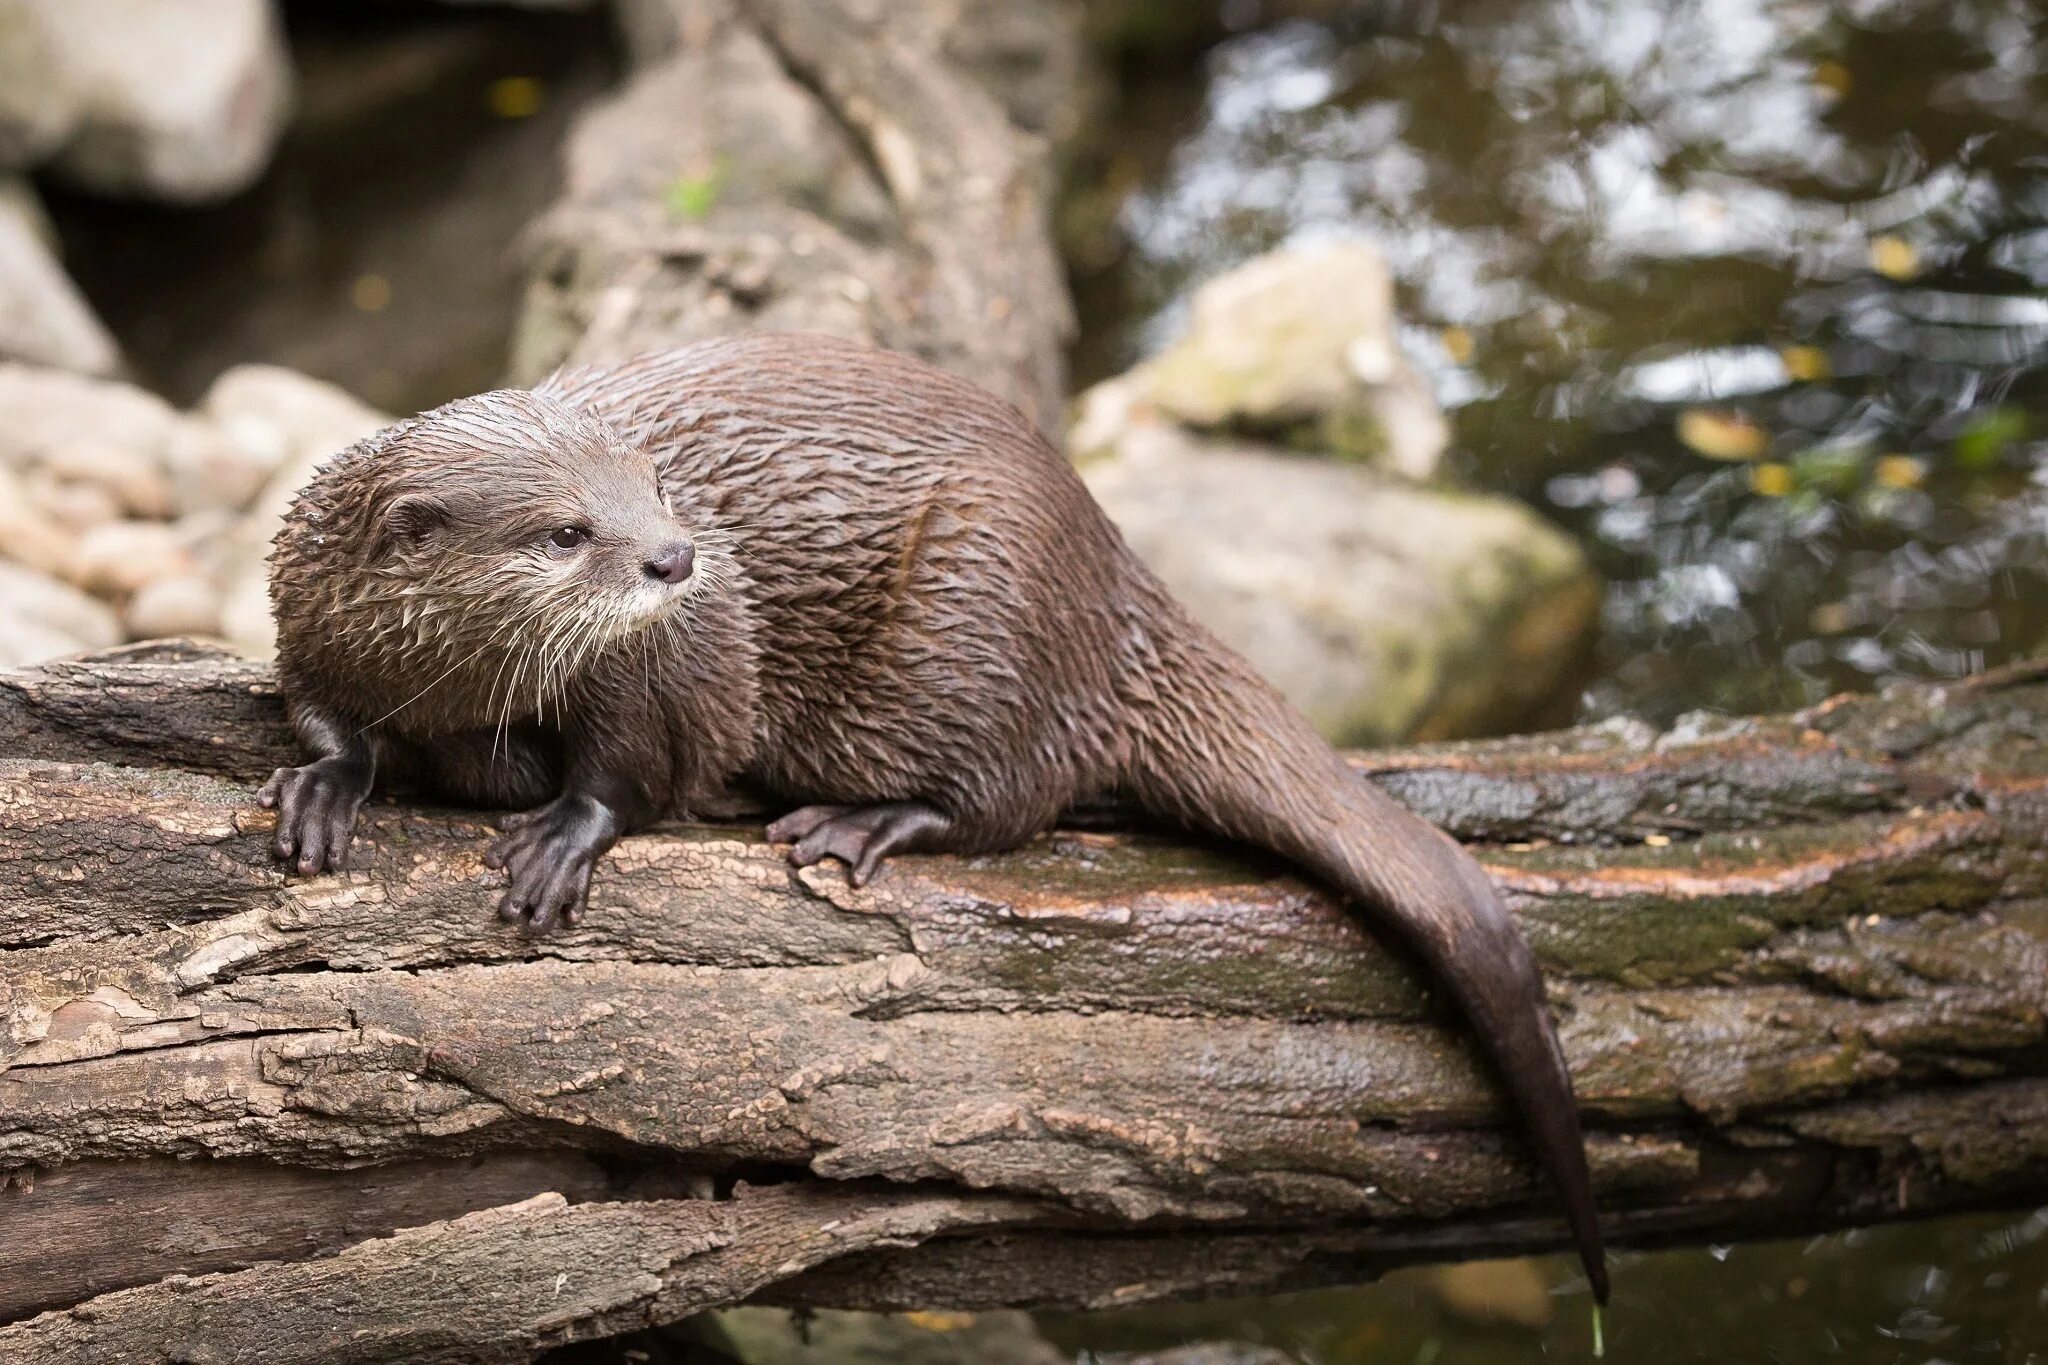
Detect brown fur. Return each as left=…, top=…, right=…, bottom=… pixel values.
left=263, top=332, right=1607, bottom=1300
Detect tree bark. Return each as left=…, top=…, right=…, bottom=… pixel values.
left=2, top=641, right=2046, bottom=1358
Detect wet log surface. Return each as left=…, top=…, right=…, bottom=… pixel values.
left=2, top=640, right=2046, bottom=1359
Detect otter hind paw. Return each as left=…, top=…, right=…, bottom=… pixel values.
left=767, top=801, right=949, bottom=887
left=259, top=758, right=372, bottom=876
left=484, top=794, right=621, bottom=935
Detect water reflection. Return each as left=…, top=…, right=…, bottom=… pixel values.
left=1041, top=1206, right=2048, bottom=1363
left=1112, top=0, right=2048, bottom=722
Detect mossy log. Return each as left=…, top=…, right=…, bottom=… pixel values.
left=2, top=641, right=2047, bottom=1361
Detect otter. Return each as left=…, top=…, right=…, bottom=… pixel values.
left=261, top=332, right=1607, bottom=1301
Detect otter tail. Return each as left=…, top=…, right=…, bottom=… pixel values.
left=1124, top=621, right=1608, bottom=1303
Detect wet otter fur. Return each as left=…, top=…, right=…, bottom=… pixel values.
left=263, top=331, right=1607, bottom=1300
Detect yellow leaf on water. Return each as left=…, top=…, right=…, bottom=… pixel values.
left=1749, top=462, right=1795, bottom=496
left=1870, top=235, right=1920, bottom=280
left=1874, top=454, right=1926, bottom=488
left=351, top=273, right=391, bottom=313
left=488, top=76, right=544, bottom=119
left=1441, top=325, right=1475, bottom=364
left=1812, top=61, right=1853, bottom=97
left=901, top=1311, right=976, bottom=1332
left=1780, top=345, right=1830, bottom=382
left=1679, top=408, right=1769, bottom=461
left=1810, top=601, right=1852, bottom=634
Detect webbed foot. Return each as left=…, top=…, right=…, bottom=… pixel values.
left=484, top=793, right=622, bottom=934
left=766, top=801, right=950, bottom=887
left=259, top=757, right=373, bottom=875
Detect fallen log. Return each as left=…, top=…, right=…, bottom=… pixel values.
left=1, top=642, right=2046, bottom=1358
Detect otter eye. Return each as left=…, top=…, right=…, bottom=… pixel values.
left=547, top=526, right=589, bottom=551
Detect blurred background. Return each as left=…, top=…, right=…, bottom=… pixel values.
left=3, top=0, right=2047, bottom=1359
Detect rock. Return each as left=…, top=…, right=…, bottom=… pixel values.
left=1080, top=417, right=1598, bottom=745
left=66, top=518, right=192, bottom=599
left=680, top=1307, right=1069, bottom=1365
left=1135, top=240, right=1449, bottom=479
left=199, top=365, right=389, bottom=656
left=202, top=364, right=391, bottom=495
left=0, top=0, right=74, bottom=167
left=0, top=462, right=81, bottom=577
left=38, top=0, right=291, bottom=203
left=513, top=0, right=1073, bottom=430
left=0, top=177, right=121, bottom=375
left=1419, top=1256, right=1556, bottom=1330
left=124, top=573, right=223, bottom=640
left=0, top=560, right=121, bottom=668
left=0, top=364, right=204, bottom=519
left=507, top=32, right=895, bottom=387
left=18, top=465, right=123, bottom=534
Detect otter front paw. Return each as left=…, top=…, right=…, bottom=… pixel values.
left=258, top=758, right=372, bottom=875
left=484, top=794, right=621, bottom=934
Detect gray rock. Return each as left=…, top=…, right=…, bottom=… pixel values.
left=39, top=0, right=291, bottom=203
left=0, top=0, right=76, bottom=167
left=1080, top=416, right=1598, bottom=745
left=123, top=573, right=224, bottom=641
left=0, top=177, right=120, bottom=375
left=66, top=517, right=193, bottom=599
left=512, top=0, right=1074, bottom=431
left=199, top=365, right=389, bottom=656
left=1130, top=240, right=1450, bottom=480
left=0, top=560, right=121, bottom=668
left=0, top=364, right=210, bottom=520
left=0, top=461, right=79, bottom=577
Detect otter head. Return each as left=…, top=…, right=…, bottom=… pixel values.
left=275, top=388, right=735, bottom=725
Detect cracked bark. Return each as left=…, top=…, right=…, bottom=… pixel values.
left=2, top=641, right=2046, bottom=1359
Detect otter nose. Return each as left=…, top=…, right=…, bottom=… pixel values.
left=644, top=540, right=695, bottom=584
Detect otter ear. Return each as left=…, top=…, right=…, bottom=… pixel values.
left=374, top=494, right=448, bottom=558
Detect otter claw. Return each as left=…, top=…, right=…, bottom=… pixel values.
left=260, top=758, right=372, bottom=876
left=768, top=801, right=949, bottom=888
left=486, top=793, right=621, bottom=934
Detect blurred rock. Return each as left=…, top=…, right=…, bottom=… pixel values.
left=1130, top=240, right=1449, bottom=479
left=124, top=573, right=224, bottom=640
left=0, top=0, right=73, bottom=167
left=617, top=0, right=1082, bottom=140
left=1418, top=1256, right=1556, bottom=1330
left=201, top=365, right=389, bottom=656
left=0, top=364, right=183, bottom=516
left=39, top=0, right=291, bottom=202
left=0, top=560, right=121, bottom=668
left=0, top=462, right=80, bottom=578
left=1081, top=416, right=1598, bottom=745
left=67, top=517, right=193, bottom=598
left=679, top=1307, right=1069, bottom=1365
left=0, top=360, right=384, bottom=665
left=0, top=177, right=121, bottom=375
left=513, top=0, right=1073, bottom=431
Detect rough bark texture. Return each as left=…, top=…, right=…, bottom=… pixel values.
left=2, top=640, right=2046, bottom=1358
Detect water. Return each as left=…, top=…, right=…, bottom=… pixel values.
left=1083, top=0, right=2048, bottom=725
left=1042, top=1208, right=2048, bottom=1362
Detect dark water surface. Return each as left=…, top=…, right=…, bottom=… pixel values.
left=1044, top=1208, right=2048, bottom=1363
left=1082, top=0, right=2048, bottom=726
